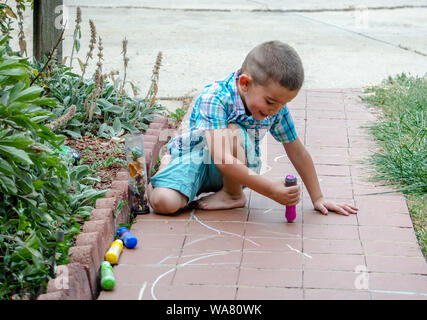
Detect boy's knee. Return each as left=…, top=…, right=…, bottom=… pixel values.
left=149, top=187, right=187, bottom=215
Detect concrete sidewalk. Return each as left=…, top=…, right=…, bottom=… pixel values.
left=98, top=89, right=427, bottom=300
left=12, top=1, right=427, bottom=99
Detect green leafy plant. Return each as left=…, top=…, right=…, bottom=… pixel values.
left=0, top=31, right=107, bottom=299
left=0, top=34, right=73, bottom=299
left=32, top=56, right=165, bottom=139
left=167, top=107, right=186, bottom=126
left=30, top=15, right=166, bottom=139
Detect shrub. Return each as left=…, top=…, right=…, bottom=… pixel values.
left=0, top=34, right=73, bottom=298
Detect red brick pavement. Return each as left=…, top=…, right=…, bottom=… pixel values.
left=98, top=89, right=427, bottom=300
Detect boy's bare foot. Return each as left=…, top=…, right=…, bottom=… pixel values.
left=196, top=189, right=246, bottom=210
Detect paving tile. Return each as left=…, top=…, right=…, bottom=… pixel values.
left=352, top=178, right=398, bottom=196
left=98, top=89, right=425, bottom=300
left=303, top=253, right=366, bottom=272
left=354, top=195, right=410, bottom=215
left=238, top=268, right=302, bottom=288
left=362, top=240, right=424, bottom=257
left=167, top=284, right=237, bottom=300
left=303, top=224, right=360, bottom=240
left=98, top=283, right=140, bottom=300
left=359, top=226, right=418, bottom=242
left=370, top=292, right=427, bottom=300
left=187, top=220, right=245, bottom=236
left=245, top=221, right=302, bottom=239
left=119, top=247, right=181, bottom=266
left=349, top=135, right=377, bottom=149
left=303, top=270, right=360, bottom=290
left=306, top=127, right=347, bottom=137
left=306, top=133, right=348, bottom=148
left=304, top=289, right=371, bottom=300
left=365, top=255, right=427, bottom=274
left=261, top=151, right=293, bottom=166
left=131, top=220, right=189, bottom=235
left=137, top=208, right=193, bottom=221
left=306, top=119, right=348, bottom=129
left=344, top=103, right=371, bottom=113
left=241, top=251, right=303, bottom=270
left=350, top=164, right=376, bottom=178
left=236, top=287, right=303, bottom=300
left=347, top=126, right=372, bottom=137
left=178, top=248, right=242, bottom=267
left=346, top=119, right=376, bottom=129
left=259, top=157, right=296, bottom=174
left=317, top=175, right=353, bottom=186
left=248, top=208, right=302, bottom=224
left=140, top=234, right=186, bottom=249
left=261, top=149, right=286, bottom=163
left=368, top=273, right=427, bottom=294
left=290, top=108, right=306, bottom=119
left=191, top=207, right=249, bottom=222
left=98, top=282, right=170, bottom=300
left=348, top=147, right=374, bottom=160
left=113, top=265, right=176, bottom=285
left=173, top=265, right=239, bottom=286
left=307, top=110, right=346, bottom=120
left=357, top=212, right=414, bottom=228
left=182, top=234, right=244, bottom=251
left=346, top=111, right=377, bottom=121
left=315, top=164, right=351, bottom=177
left=306, top=103, right=344, bottom=112
left=306, top=146, right=349, bottom=157
left=303, top=208, right=358, bottom=225
left=303, top=239, right=364, bottom=255
left=243, top=236, right=302, bottom=252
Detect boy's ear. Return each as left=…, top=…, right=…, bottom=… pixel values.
left=239, top=73, right=252, bottom=91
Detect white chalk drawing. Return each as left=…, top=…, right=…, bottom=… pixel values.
left=287, top=244, right=312, bottom=259
left=138, top=281, right=147, bottom=300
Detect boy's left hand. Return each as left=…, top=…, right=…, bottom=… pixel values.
left=313, top=197, right=358, bottom=216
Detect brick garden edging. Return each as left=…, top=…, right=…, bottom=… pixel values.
left=37, top=116, right=170, bottom=300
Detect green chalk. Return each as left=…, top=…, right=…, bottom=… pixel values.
left=100, top=261, right=115, bottom=290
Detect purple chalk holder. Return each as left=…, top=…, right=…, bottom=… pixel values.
left=285, top=175, right=297, bottom=223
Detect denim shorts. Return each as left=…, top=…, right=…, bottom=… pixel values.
left=150, top=124, right=261, bottom=204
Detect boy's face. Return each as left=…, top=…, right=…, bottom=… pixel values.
left=238, top=73, right=299, bottom=120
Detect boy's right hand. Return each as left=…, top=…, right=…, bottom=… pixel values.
left=270, top=180, right=300, bottom=206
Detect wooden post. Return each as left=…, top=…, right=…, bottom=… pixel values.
left=33, top=0, right=63, bottom=63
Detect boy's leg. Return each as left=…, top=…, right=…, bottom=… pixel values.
left=197, top=123, right=248, bottom=210
left=147, top=154, right=188, bottom=214
left=148, top=185, right=188, bottom=215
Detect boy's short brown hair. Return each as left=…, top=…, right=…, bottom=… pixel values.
left=241, top=41, right=304, bottom=91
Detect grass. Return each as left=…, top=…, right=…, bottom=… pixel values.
left=362, top=73, right=427, bottom=258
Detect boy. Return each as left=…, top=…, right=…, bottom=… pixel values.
left=148, top=41, right=358, bottom=217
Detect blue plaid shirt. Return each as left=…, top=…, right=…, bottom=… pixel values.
left=168, top=69, right=298, bottom=156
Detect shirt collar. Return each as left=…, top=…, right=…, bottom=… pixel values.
left=232, top=69, right=247, bottom=116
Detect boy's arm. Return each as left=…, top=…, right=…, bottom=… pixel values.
left=205, top=128, right=298, bottom=206
left=282, top=137, right=323, bottom=203
left=283, top=137, right=358, bottom=215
